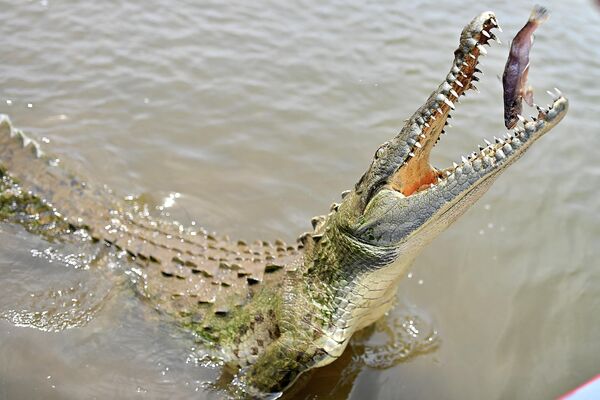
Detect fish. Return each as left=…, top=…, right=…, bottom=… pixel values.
left=502, top=5, right=550, bottom=129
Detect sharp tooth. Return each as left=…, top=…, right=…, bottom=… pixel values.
left=430, top=114, right=436, bottom=120
left=445, top=170, right=451, bottom=176
left=546, top=90, right=555, bottom=97
left=497, top=26, right=503, bottom=33
left=478, top=145, right=484, bottom=150
left=460, top=72, right=468, bottom=78
left=409, top=152, right=415, bottom=157
left=477, top=45, right=487, bottom=55
left=469, top=54, right=476, bottom=60
left=554, top=87, right=562, bottom=96
left=437, top=107, right=443, bottom=115
left=443, top=98, right=455, bottom=109
left=461, top=156, right=468, bottom=163
left=462, top=61, right=469, bottom=67
left=450, top=89, right=459, bottom=98
left=452, top=162, right=458, bottom=169
left=517, top=114, right=526, bottom=122
left=455, top=80, right=464, bottom=88
left=474, top=67, right=483, bottom=75
left=424, top=122, right=430, bottom=128
left=484, top=139, right=492, bottom=146
left=481, top=30, right=491, bottom=38
left=446, top=123, right=453, bottom=128
left=420, top=133, right=426, bottom=138
left=415, top=142, right=422, bottom=148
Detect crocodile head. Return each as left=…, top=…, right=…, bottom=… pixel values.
left=237, top=11, right=568, bottom=397
left=343, top=13, right=567, bottom=250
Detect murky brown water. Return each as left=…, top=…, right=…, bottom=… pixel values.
left=1, top=1, right=599, bottom=399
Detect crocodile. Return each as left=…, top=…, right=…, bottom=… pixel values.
left=0, top=11, right=568, bottom=398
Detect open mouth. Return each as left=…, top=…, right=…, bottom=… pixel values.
left=387, top=13, right=565, bottom=198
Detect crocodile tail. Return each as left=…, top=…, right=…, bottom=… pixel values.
left=0, top=115, right=116, bottom=231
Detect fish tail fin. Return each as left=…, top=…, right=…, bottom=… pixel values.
left=529, top=5, right=550, bottom=25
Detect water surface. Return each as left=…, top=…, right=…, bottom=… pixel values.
left=1, top=1, right=599, bottom=399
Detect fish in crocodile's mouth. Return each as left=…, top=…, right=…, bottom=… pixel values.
left=386, top=13, right=565, bottom=198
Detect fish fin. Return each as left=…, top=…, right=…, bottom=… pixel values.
left=529, top=5, right=550, bottom=25
left=522, top=86, right=534, bottom=107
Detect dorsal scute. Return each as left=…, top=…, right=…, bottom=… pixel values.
left=0, top=115, right=302, bottom=323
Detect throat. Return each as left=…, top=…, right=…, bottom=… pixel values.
left=389, top=155, right=438, bottom=196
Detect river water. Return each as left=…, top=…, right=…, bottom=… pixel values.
left=1, top=1, right=599, bottom=399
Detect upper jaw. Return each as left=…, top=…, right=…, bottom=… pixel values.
left=340, top=11, right=569, bottom=247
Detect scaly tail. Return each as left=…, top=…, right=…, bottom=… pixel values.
left=0, top=115, right=118, bottom=233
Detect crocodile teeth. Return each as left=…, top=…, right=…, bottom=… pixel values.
left=481, top=30, right=491, bottom=38
left=477, top=45, right=487, bottom=55
left=484, top=139, right=492, bottom=146
left=461, top=156, right=468, bottom=163
left=414, top=142, right=422, bottom=148
left=455, top=80, right=464, bottom=88
left=443, top=98, right=455, bottom=109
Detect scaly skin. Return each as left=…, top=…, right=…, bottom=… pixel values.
left=0, top=11, right=568, bottom=397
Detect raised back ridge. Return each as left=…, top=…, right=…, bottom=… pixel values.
left=0, top=115, right=301, bottom=322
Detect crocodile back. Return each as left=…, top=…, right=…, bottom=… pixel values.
left=0, top=116, right=300, bottom=324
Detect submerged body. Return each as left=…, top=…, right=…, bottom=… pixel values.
left=0, top=11, right=568, bottom=397
left=503, top=6, right=550, bottom=129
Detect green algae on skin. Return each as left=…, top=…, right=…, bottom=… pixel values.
left=186, top=286, right=284, bottom=350
left=0, top=168, right=71, bottom=237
